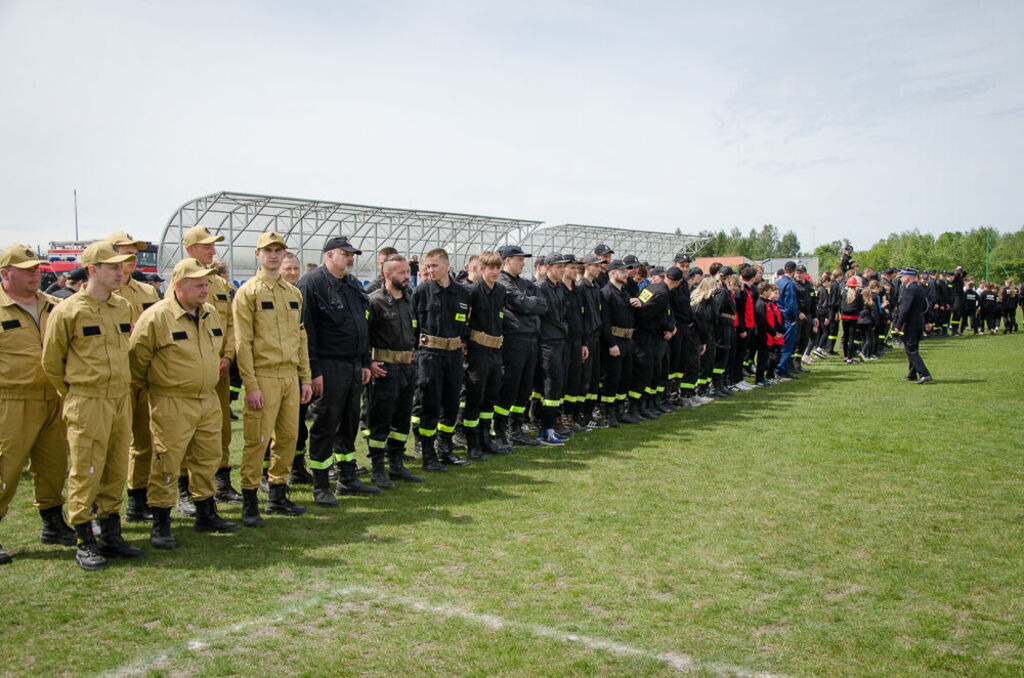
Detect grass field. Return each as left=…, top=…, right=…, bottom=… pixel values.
left=1, top=333, right=1022, bottom=677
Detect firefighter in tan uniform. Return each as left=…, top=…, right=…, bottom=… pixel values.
left=103, top=232, right=162, bottom=523
left=129, top=258, right=239, bottom=549
left=180, top=226, right=242, bottom=504
left=0, top=245, right=76, bottom=565
left=233, top=231, right=312, bottom=527
left=42, top=241, right=146, bottom=571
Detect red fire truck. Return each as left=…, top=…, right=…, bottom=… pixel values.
left=43, top=240, right=159, bottom=274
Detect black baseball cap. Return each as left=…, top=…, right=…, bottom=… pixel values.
left=323, top=236, right=362, bottom=254
left=581, top=253, right=602, bottom=265
left=594, top=243, right=614, bottom=256
left=666, top=267, right=684, bottom=281
left=547, top=253, right=574, bottom=265
left=673, top=252, right=691, bottom=264
left=649, top=265, right=667, bottom=276
left=67, top=266, right=87, bottom=283
left=796, top=264, right=807, bottom=272
left=499, top=244, right=531, bottom=259
left=607, top=259, right=627, bottom=271
left=622, top=254, right=639, bottom=267
left=719, top=266, right=735, bottom=277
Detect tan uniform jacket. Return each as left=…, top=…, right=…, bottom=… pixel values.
left=114, top=278, right=160, bottom=323
left=41, top=290, right=133, bottom=399
left=207, top=273, right=235, bottom=361
left=233, top=269, right=311, bottom=392
left=0, top=286, right=61, bottom=400
left=129, top=296, right=224, bottom=398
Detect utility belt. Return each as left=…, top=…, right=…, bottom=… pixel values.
left=468, top=329, right=503, bottom=349
left=610, top=326, right=634, bottom=339
left=719, top=313, right=735, bottom=320
left=372, top=347, right=415, bottom=364
left=419, top=334, right=463, bottom=351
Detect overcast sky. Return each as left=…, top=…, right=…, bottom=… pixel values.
left=2, top=0, right=1021, bottom=254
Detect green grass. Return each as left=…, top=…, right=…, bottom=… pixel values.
left=2, top=333, right=1022, bottom=677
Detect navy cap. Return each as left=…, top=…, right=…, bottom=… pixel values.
left=607, top=259, right=627, bottom=271
left=594, top=243, right=614, bottom=256
left=499, top=244, right=531, bottom=259
left=581, top=253, right=602, bottom=265
left=900, top=266, right=918, bottom=276
left=323, top=236, right=362, bottom=254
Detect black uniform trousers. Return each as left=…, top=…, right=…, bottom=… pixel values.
left=841, top=319, right=859, bottom=359
left=676, top=324, right=700, bottom=395
left=309, top=358, right=363, bottom=470
left=795, top=315, right=811, bottom=357
left=729, top=329, right=750, bottom=385
left=580, top=333, right=601, bottom=416
left=413, top=349, right=464, bottom=439
left=535, top=340, right=567, bottom=429
left=366, top=362, right=416, bottom=457
left=712, top=320, right=733, bottom=382
left=601, top=338, right=633, bottom=404
left=903, top=329, right=931, bottom=379
left=463, top=344, right=503, bottom=433
left=632, top=331, right=665, bottom=397
left=699, top=334, right=715, bottom=389
left=496, top=335, right=538, bottom=421
left=564, top=338, right=583, bottom=414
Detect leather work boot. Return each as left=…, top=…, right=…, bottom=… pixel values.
left=96, top=513, right=145, bottom=560
left=150, top=506, right=177, bottom=549
left=214, top=467, right=244, bottom=504
left=39, top=505, right=76, bottom=546
left=387, top=449, right=423, bottom=482
left=288, top=452, right=314, bottom=485
left=312, top=469, right=340, bottom=507
left=336, top=460, right=382, bottom=496
left=193, top=497, right=239, bottom=532
left=370, top=453, right=395, bottom=490
left=241, top=488, right=264, bottom=528
left=125, top=487, right=153, bottom=523
left=265, top=483, right=308, bottom=516
left=419, top=435, right=447, bottom=472
left=466, top=428, right=486, bottom=462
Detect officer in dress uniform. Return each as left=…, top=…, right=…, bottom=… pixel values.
left=129, top=258, right=239, bottom=548
left=180, top=226, right=244, bottom=504
left=103, top=233, right=163, bottom=523
left=233, top=231, right=313, bottom=527
left=0, top=245, right=76, bottom=565
left=42, top=241, right=146, bottom=570
left=895, top=267, right=933, bottom=384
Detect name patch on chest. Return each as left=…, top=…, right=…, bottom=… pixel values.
left=83, top=325, right=101, bottom=337
left=1, top=319, right=21, bottom=330
left=261, top=301, right=274, bottom=310
left=289, top=301, right=299, bottom=309
left=172, top=331, right=188, bottom=340
left=216, top=294, right=228, bottom=301
left=119, top=323, right=132, bottom=333
left=212, top=327, right=223, bottom=336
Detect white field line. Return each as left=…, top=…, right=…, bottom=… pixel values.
left=98, top=585, right=789, bottom=678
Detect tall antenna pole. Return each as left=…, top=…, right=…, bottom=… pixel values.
left=73, top=189, right=79, bottom=240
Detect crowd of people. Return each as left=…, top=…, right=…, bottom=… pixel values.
left=0, top=232, right=1020, bottom=570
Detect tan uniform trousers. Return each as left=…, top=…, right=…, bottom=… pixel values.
left=216, top=373, right=232, bottom=468
left=64, top=392, right=131, bottom=526
left=0, top=397, right=68, bottom=517
left=241, top=374, right=297, bottom=490
left=126, top=383, right=154, bottom=490
left=147, top=392, right=221, bottom=508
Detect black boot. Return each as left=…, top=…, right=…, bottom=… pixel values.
left=150, top=506, right=177, bottom=549
left=241, top=488, right=264, bottom=528
left=639, top=397, right=660, bottom=420
left=0, top=518, right=10, bottom=565
left=419, top=435, right=447, bottom=472
left=491, top=416, right=513, bottom=455
left=194, top=497, right=240, bottom=532
left=336, top=460, right=382, bottom=495
left=312, top=469, right=340, bottom=506
left=97, top=514, right=145, bottom=560
left=657, top=393, right=677, bottom=414
left=480, top=424, right=508, bottom=456
left=387, top=449, right=423, bottom=482
left=39, top=506, right=76, bottom=546
left=466, top=428, right=486, bottom=462
left=437, top=433, right=470, bottom=466
left=452, top=425, right=468, bottom=450
left=603, top=402, right=620, bottom=428
left=74, top=521, right=107, bottom=571
left=266, top=483, right=308, bottom=516
left=288, top=452, right=314, bottom=485
left=176, top=476, right=196, bottom=516
left=370, top=453, right=395, bottom=490
left=125, top=487, right=153, bottom=522
left=621, top=400, right=645, bottom=424
left=214, top=467, right=244, bottom=504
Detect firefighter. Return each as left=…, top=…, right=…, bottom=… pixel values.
left=0, top=245, right=75, bottom=565
left=535, top=253, right=572, bottom=445
left=463, top=251, right=508, bottom=460
left=577, top=254, right=604, bottom=427
left=42, top=241, right=145, bottom=570
left=600, top=260, right=643, bottom=426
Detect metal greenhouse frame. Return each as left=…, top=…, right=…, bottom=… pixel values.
left=158, top=191, right=711, bottom=282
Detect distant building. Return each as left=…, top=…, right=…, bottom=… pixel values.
left=761, top=256, right=820, bottom=280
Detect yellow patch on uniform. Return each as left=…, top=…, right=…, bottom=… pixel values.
left=455, top=313, right=467, bottom=322
left=639, top=289, right=653, bottom=303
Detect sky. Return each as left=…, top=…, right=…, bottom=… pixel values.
left=1, top=0, right=1022, bottom=254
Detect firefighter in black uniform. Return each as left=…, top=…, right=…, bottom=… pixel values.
left=577, top=254, right=604, bottom=428
left=296, top=236, right=376, bottom=505
left=560, top=256, right=589, bottom=433
left=600, top=260, right=643, bottom=426
left=365, top=255, right=423, bottom=487
left=412, top=248, right=471, bottom=470
left=792, top=265, right=812, bottom=373
left=632, top=266, right=676, bottom=419
left=593, top=244, right=614, bottom=288
left=668, top=258, right=703, bottom=406
left=534, top=253, right=571, bottom=445
left=463, top=251, right=508, bottom=460
left=711, top=267, right=738, bottom=398
left=494, top=245, right=547, bottom=449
